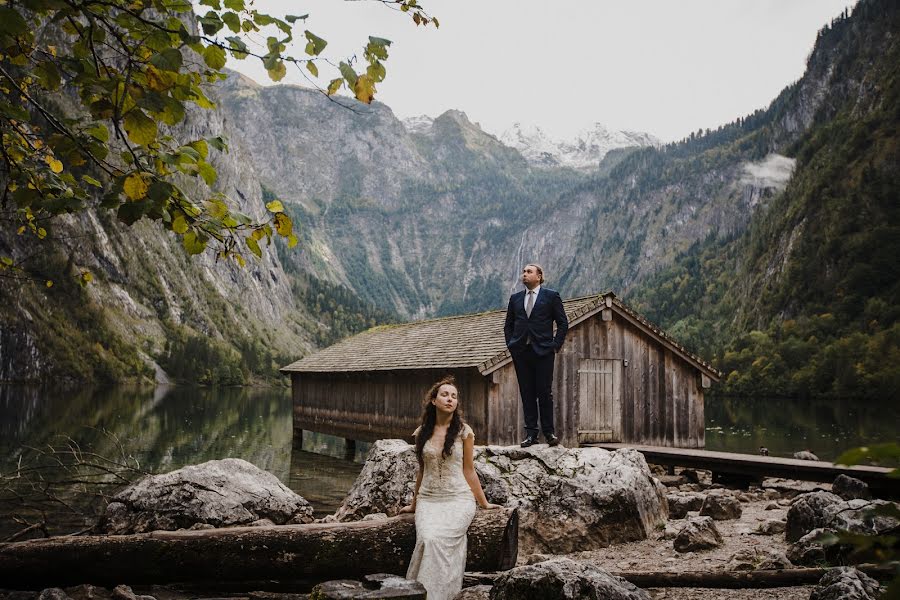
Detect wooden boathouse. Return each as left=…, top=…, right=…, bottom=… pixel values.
left=281, top=292, right=721, bottom=448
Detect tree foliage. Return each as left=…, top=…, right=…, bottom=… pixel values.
left=0, top=0, right=435, bottom=282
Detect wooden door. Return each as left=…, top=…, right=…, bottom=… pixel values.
left=577, top=358, right=622, bottom=443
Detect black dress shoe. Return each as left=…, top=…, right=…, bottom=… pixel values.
left=545, top=434, right=560, bottom=447
left=520, top=436, right=539, bottom=448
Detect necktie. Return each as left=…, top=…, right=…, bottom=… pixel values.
left=526, top=290, right=534, bottom=317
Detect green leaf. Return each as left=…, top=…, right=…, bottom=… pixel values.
left=367, top=61, right=386, bottom=83
left=203, top=45, right=227, bottom=69
left=34, top=61, right=62, bottom=91
left=266, top=199, right=284, bottom=213
left=189, top=140, right=209, bottom=159
left=267, top=60, right=287, bottom=82
left=123, top=110, right=158, bottom=146
left=246, top=236, right=262, bottom=258
left=223, top=0, right=244, bottom=9
left=306, top=61, right=318, bottom=77
left=221, top=11, right=240, bottom=33
left=150, top=48, right=184, bottom=72
left=197, top=161, right=217, bottom=186
left=183, top=230, right=208, bottom=255
left=304, top=30, right=327, bottom=56
left=199, top=11, right=224, bottom=35
left=117, top=199, right=148, bottom=225
left=339, top=62, right=358, bottom=87
left=326, top=78, right=342, bottom=96
left=0, top=8, right=29, bottom=36
left=172, top=214, right=189, bottom=234
left=82, top=175, right=102, bottom=187
left=199, top=0, right=221, bottom=8
left=285, top=14, right=308, bottom=23
left=86, top=124, right=109, bottom=142
left=225, top=36, right=249, bottom=56
left=208, top=136, right=228, bottom=152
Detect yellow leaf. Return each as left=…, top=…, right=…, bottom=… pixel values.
left=234, top=253, right=245, bottom=267
left=287, top=233, right=298, bottom=249
left=265, top=199, right=284, bottom=213
left=46, top=280, right=53, bottom=288
left=354, top=74, right=376, bottom=104
left=46, top=156, right=63, bottom=173
left=326, top=78, right=342, bottom=96
left=123, top=173, right=149, bottom=200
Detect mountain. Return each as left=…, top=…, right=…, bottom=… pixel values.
left=1, top=0, right=895, bottom=399
left=498, top=123, right=660, bottom=170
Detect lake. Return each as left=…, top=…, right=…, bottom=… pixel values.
left=1, top=385, right=896, bottom=539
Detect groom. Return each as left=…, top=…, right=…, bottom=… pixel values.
left=504, top=263, right=569, bottom=447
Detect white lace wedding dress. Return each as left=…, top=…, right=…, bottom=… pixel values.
left=406, top=424, right=477, bottom=600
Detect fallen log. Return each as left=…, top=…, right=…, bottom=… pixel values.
left=0, top=508, right=517, bottom=590
left=464, top=563, right=895, bottom=589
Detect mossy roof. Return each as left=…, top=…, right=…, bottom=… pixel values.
left=281, top=291, right=721, bottom=379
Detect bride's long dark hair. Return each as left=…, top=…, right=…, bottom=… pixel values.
left=415, top=375, right=465, bottom=465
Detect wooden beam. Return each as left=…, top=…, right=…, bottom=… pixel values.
left=589, top=444, right=899, bottom=498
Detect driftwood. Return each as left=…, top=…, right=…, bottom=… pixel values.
left=0, top=509, right=518, bottom=590
left=464, top=563, right=895, bottom=589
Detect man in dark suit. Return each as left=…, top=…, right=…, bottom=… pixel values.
left=504, top=263, right=569, bottom=447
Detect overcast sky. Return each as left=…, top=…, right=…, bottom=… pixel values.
left=225, top=0, right=855, bottom=142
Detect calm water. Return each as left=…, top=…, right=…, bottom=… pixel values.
left=1, top=385, right=897, bottom=538
left=0, top=385, right=369, bottom=538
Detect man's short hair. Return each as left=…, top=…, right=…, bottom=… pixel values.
left=526, top=263, right=545, bottom=284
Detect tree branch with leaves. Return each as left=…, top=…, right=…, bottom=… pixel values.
left=0, top=0, right=435, bottom=283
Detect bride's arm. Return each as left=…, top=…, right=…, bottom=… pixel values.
left=399, top=462, right=423, bottom=513
left=462, top=434, right=501, bottom=509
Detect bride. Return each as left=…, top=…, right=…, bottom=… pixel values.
left=399, top=376, right=501, bottom=600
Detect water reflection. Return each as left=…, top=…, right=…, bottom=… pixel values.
left=0, top=385, right=365, bottom=538
left=704, top=395, right=900, bottom=461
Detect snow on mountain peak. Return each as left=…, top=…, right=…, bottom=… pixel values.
left=499, top=122, right=660, bottom=170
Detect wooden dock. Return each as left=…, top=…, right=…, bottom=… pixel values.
left=587, top=443, right=899, bottom=498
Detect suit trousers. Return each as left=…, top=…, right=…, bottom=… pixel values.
left=511, top=346, right=555, bottom=437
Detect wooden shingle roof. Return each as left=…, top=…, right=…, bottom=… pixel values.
left=281, top=292, right=721, bottom=379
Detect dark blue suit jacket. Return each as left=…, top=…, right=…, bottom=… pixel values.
left=504, top=287, right=569, bottom=357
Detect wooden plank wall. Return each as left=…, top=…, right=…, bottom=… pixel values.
left=487, top=312, right=705, bottom=449
left=293, top=368, right=489, bottom=443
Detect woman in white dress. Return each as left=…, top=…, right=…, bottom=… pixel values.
left=399, top=376, right=501, bottom=600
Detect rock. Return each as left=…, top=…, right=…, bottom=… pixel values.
left=658, top=524, right=679, bottom=541
left=248, top=518, right=276, bottom=527
left=361, top=513, right=389, bottom=521
left=524, top=553, right=553, bottom=565
left=666, top=492, right=704, bottom=519
left=335, top=441, right=668, bottom=554
left=787, top=528, right=842, bottom=566
left=311, top=574, right=426, bottom=599
left=333, top=440, right=421, bottom=521
left=657, top=475, right=687, bottom=487
left=38, top=591, right=70, bottom=600
left=673, top=516, right=723, bottom=553
left=679, top=469, right=700, bottom=484
left=98, top=458, right=314, bottom=534
left=490, top=558, right=650, bottom=600
left=832, top=475, right=871, bottom=501
left=764, top=502, right=780, bottom=510
left=452, top=586, right=491, bottom=600
left=785, top=491, right=843, bottom=542
left=755, top=519, right=786, bottom=535
left=793, top=450, right=819, bottom=461
left=786, top=491, right=898, bottom=543
left=809, top=567, right=883, bottom=600
left=698, top=494, right=742, bottom=520
left=63, top=586, right=112, bottom=600
left=724, top=547, right=792, bottom=571
left=111, top=586, right=155, bottom=600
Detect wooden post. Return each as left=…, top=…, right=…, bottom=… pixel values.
left=344, top=438, right=357, bottom=461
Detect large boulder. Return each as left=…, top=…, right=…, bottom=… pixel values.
left=786, top=491, right=898, bottom=543
left=666, top=492, right=704, bottom=519
left=335, top=441, right=668, bottom=554
left=99, top=458, right=314, bottom=534
left=809, top=567, right=883, bottom=600
left=785, top=491, right=843, bottom=542
left=489, top=558, right=650, bottom=600
left=832, top=475, right=871, bottom=501
left=698, top=493, right=742, bottom=520
left=673, top=516, right=723, bottom=553
left=724, top=547, right=792, bottom=571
